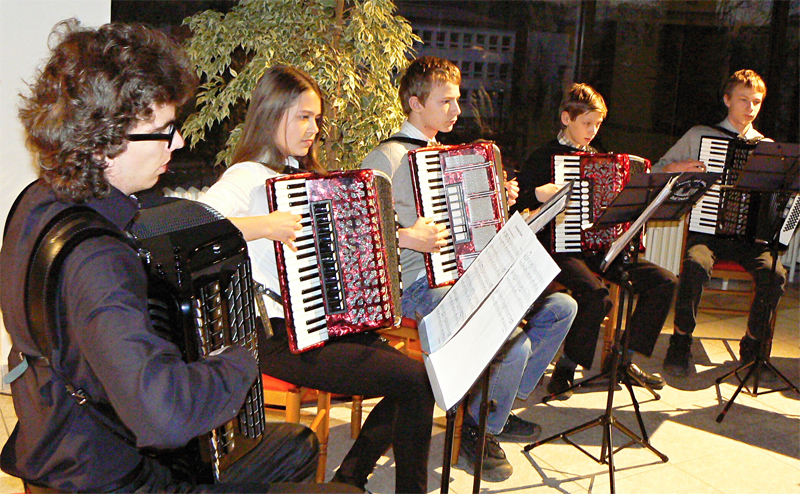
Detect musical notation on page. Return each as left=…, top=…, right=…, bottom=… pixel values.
left=419, top=213, right=560, bottom=411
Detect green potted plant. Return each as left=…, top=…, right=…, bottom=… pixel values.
left=182, top=0, right=418, bottom=169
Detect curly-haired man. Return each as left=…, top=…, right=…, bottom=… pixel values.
left=1, top=20, right=352, bottom=493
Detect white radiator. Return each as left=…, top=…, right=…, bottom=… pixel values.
left=645, top=216, right=800, bottom=282
left=162, top=186, right=208, bottom=200
left=643, top=218, right=686, bottom=275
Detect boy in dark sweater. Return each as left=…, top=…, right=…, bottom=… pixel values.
left=516, top=83, right=677, bottom=399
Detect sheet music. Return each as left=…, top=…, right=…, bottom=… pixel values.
left=419, top=213, right=560, bottom=410
left=419, top=213, right=543, bottom=353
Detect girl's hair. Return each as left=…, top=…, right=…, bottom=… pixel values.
left=231, top=65, right=326, bottom=174
left=558, top=83, right=607, bottom=129
left=19, top=20, right=196, bottom=202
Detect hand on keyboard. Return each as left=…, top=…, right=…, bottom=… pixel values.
left=399, top=216, right=448, bottom=253
left=264, top=210, right=303, bottom=252
left=662, top=159, right=705, bottom=173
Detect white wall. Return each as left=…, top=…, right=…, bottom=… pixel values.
left=0, top=0, right=111, bottom=381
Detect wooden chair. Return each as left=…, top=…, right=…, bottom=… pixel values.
left=600, top=281, right=622, bottom=369
left=550, top=280, right=621, bottom=370
left=377, top=318, right=467, bottom=466
left=261, top=375, right=366, bottom=483
left=261, top=375, right=330, bottom=482
left=698, top=259, right=777, bottom=329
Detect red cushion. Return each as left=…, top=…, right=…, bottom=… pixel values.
left=713, top=260, right=747, bottom=272
left=401, top=316, right=418, bottom=329
left=261, top=374, right=298, bottom=392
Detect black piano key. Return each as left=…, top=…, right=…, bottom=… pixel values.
left=303, top=293, right=324, bottom=304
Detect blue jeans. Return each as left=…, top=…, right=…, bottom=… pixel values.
left=403, top=277, right=576, bottom=435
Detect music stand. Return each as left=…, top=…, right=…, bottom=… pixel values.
left=527, top=172, right=717, bottom=494
left=439, top=368, right=492, bottom=494
left=540, top=172, right=719, bottom=402
left=714, top=141, right=800, bottom=423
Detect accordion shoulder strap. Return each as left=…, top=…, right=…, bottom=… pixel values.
left=380, top=135, right=429, bottom=147
left=11, top=206, right=140, bottom=447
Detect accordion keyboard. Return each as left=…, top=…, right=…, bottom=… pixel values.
left=553, top=154, right=587, bottom=253
left=271, top=177, right=330, bottom=350
left=690, top=137, right=729, bottom=234
left=412, top=149, right=459, bottom=283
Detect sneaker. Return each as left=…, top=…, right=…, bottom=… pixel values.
left=623, top=363, right=665, bottom=389
left=663, top=333, right=693, bottom=377
left=496, top=413, right=542, bottom=442
left=546, top=364, right=575, bottom=400
left=457, top=423, right=513, bottom=482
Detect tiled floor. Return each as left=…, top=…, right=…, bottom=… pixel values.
left=0, top=280, right=797, bottom=493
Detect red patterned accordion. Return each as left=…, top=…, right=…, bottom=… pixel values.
left=265, top=169, right=402, bottom=353
left=408, top=141, right=508, bottom=288
left=552, top=153, right=650, bottom=253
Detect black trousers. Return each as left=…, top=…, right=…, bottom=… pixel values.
left=258, top=319, right=435, bottom=494
left=553, top=253, right=678, bottom=369
left=674, top=233, right=786, bottom=340
left=109, top=423, right=361, bottom=493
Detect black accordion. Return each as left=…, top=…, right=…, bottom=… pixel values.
left=689, top=136, right=761, bottom=240
left=131, top=199, right=266, bottom=483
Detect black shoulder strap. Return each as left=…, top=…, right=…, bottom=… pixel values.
left=20, top=206, right=141, bottom=447
left=711, top=125, right=741, bottom=139
left=380, top=135, right=429, bottom=147
left=25, top=207, right=127, bottom=358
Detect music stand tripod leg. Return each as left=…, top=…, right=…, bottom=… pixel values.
left=715, top=247, right=800, bottom=423
left=440, top=369, right=491, bottom=494
left=440, top=405, right=458, bottom=494
left=526, top=274, right=668, bottom=494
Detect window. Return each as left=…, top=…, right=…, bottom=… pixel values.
left=450, top=32, right=460, bottom=48
left=488, top=34, right=498, bottom=52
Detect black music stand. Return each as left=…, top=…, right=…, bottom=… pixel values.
left=714, top=141, right=800, bottom=423
left=540, top=172, right=719, bottom=402
left=440, top=369, right=491, bottom=494
left=527, top=172, right=717, bottom=494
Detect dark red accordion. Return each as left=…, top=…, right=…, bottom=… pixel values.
left=408, top=141, right=508, bottom=288
left=552, top=153, right=650, bottom=253
left=265, top=169, right=402, bottom=353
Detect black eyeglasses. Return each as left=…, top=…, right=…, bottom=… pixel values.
left=127, top=124, right=178, bottom=147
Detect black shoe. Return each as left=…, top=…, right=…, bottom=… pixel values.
left=457, top=423, right=513, bottom=482
left=496, top=413, right=542, bottom=442
left=739, top=335, right=759, bottom=363
left=663, top=333, right=693, bottom=377
left=623, top=363, right=665, bottom=389
left=331, top=471, right=367, bottom=492
left=546, top=364, right=575, bottom=400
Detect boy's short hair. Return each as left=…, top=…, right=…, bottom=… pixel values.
left=722, top=69, right=767, bottom=98
left=398, top=56, right=461, bottom=115
left=558, top=83, right=607, bottom=129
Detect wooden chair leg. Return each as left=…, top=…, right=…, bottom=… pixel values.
left=601, top=283, right=621, bottom=369
left=350, top=395, right=363, bottom=439
left=285, top=387, right=302, bottom=423
left=311, top=391, right=331, bottom=483
left=450, top=403, right=465, bottom=466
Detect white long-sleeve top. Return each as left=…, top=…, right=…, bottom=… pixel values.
left=197, top=160, right=291, bottom=319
